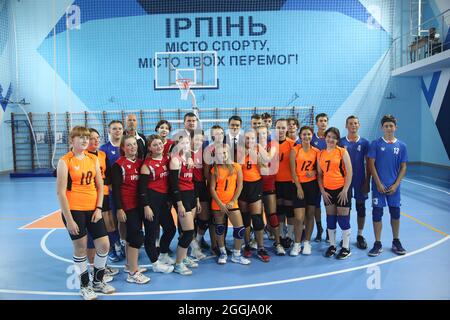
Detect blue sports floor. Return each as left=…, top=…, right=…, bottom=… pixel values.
left=0, top=164, right=449, bottom=300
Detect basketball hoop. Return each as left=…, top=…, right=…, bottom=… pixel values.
left=176, top=78, right=192, bottom=100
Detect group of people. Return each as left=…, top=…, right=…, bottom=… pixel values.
left=56, top=112, right=408, bottom=300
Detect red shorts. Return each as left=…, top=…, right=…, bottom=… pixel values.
left=262, top=175, right=276, bottom=193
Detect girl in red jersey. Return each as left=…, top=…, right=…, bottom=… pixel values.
left=139, top=134, right=177, bottom=273
left=169, top=132, right=200, bottom=275
left=57, top=126, right=115, bottom=300
left=111, top=135, right=150, bottom=284
left=191, top=130, right=209, bottom=260
left=256, top=125, right=285, bottom=256
left=155, top=120, right=174, bottom=156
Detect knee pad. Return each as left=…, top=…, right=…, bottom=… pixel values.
left=326, top=215, right=337, bottom=230
left=127, top=231, right=144, bottom=249
left=269, top=213, right=279, bottom=228
left=337, top=215, right=351, bottom=230
left=276, top=205, right=285, bottom=216
left=242, top=212, right=251, bottom=228
left=251, top=214, right=265, bottom=231
left=197, top=219, right=209, bottom=232
left=372, top=207, right=384, bottom=222
left=178, top=229, right=194, bottom=249
left=389, top=207, right=400, bottom=220
left=215, top=223, right=226, bottom=236
left=233, top=226, right=245, bottom=240
left=356, top=202, right=366, bottom=217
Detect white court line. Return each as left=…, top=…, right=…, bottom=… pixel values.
left=0, top=235, right=447, bottom=296
left=18, top=210, right=60, bottom=230
left=403, top=178, right=450, bottom=195
left=39, top=229, right=216, bottom=268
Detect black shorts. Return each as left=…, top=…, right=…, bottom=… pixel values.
left=324, top=187, right=351, bottom=208
left=263, top=190, right=276, bottom=196
left=102, top=195, right=111, bottom=212
left=62, top=210, right=108, bottom=241
left=293, top=180, right=320, bottom=208
left=276, top=181, right=295, bottom=201
left=194, top=180, right=211, bottom=203
left=239, top=180, right=263, bottom=204
left=180, top=189, right=197, bottom=212
left=125, top=208, right=144, bottom=244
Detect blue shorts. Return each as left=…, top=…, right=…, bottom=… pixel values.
left=350, top=180, right=368, bottom=202
left=371, top=184, right=401, bottom=208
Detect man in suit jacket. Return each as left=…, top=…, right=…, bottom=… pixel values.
left=224, top=115, right=245, bottom=164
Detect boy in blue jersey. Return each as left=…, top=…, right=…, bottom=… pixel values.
left=339, top=116, right=370, bottom=249
left=100, top=120, right=124, bottom=262
left=311, top=113, right=328, bottom=242
left=367, top=114, right=408, bottom=256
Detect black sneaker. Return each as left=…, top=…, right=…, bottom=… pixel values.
left=368, top=241, right=383, bottom=257
left=392, top=239, right=406, bottom=255
left=324, top=245, right=337, bottom=258
left=336, top=247, right=351, bottom=260
left=314, top=226, right=323, bottom=242
left=356, top=235, right=368, bottom=250
left=280, top=237, right=286, bottom=248
left=283, top=237, right=293, bottom=249
left=199, top=237, right=210, bottom=250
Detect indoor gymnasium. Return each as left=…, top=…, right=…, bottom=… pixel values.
left=0, top=0, right=449, bottom=301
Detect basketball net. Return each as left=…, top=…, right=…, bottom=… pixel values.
left=176, top=78, right=192, bottom=101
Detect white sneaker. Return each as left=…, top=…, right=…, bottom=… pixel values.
left=92, top=281, right=116, bottom=294
left=275, top=244, right=286, bottom=256
left=80, top=286, right=97, bottom=300
left=152, top=260, right=174, bottom=273
left=182, top=257, right=199, bottom=268
left=158, top=253, right=175, bottom=265
left=174, top=263, right=192, bottom=276
left=103, top=274, right=114, bottom=283
left=302, top=241, right=312, bottom=255
left=217, top=253, right=228, bottom=265
left=290, top=243, right=301, bottom=256
left=124, top=265, right=148, bottom=274
left=231, top=254, right=251, bottom=265
left=190, top=247, right=207, bottom=260
left=126, top=272, right=151, bottom=284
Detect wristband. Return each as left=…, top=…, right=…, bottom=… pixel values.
left=96, top=206, right=103, bottom=211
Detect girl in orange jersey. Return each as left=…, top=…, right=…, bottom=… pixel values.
left=85, top=128, right=118, bottom=281
left=289, top=126, right=320, bottom=256
left=274, top=119, right=296, bottom=250
left=210, top=144, right=251, bottom=265
left=317, top=127, right=353, bottom=259
left=56, top=126, right=115, bottom=300
left=239, top=129, right=270, bottom=262
left=257, top=125, right=285, bottom=256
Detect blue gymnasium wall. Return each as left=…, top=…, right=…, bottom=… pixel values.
left=0, top=0, right=448, bottom=170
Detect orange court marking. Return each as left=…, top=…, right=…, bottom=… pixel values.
left=20, top=210, right=65, bottom=229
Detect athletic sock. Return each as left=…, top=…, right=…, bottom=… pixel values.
left=327, top=229, right=337, bottom=247
left=342, top=229, right=351, bottom=249
left=73, top=255, right=89, bottom=288
left=219, top=247, right=227, bottom=255
left=93, top=251, right=108, bottom=283
left=358, top=229, right=363, bottom=236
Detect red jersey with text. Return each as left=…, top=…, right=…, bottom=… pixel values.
left=192, top=148, right=204, bottom=182
left=177, top=156, right=194, bottom=191
left=145, top=155, right=170, bottom=194
left=115, top=157, right=142, bottom=210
